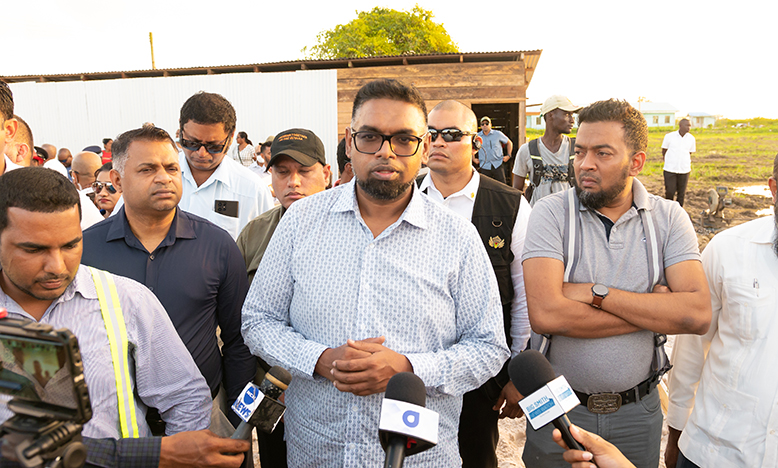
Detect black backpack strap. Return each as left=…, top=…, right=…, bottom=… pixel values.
left=567, top=137, right=576, bottom=186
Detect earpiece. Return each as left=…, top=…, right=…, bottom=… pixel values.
left=472, top=135, right=482, bottom=151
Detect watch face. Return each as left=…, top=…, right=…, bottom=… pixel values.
left=592, top=284, right=609, bottom=297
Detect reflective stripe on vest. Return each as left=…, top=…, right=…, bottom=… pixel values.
left=88, top=267, right=140, bottom=438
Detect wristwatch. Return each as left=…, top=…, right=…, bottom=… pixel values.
left=591, top=284, right=609, bottom=309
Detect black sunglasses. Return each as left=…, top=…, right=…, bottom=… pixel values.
left=179, top=130, right=230, bottom=155
left=92, top=181, right=117, bottom=194
left=428, top=128, right=477, bottom=143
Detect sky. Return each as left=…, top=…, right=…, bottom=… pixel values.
left=3, top=0, right=777, bottom=119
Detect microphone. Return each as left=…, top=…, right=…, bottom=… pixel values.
left=230, top=366, right=292, bottom=440
left=379, top=373, right=438, bottom=468
left=509, top=350, right=584, bottom=451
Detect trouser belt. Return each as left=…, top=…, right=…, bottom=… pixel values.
left=574, top=377, right=658, bottom=414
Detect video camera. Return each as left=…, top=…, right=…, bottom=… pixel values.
left=0, top=310, right=92, bottom=468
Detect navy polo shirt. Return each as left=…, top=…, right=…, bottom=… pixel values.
left=81, top=207, right=255, bottom=411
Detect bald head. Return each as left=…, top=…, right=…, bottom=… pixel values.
left=429, top=100, right=478, bottom=133
left=41, top=144, right=56, bottom=162
left=71, top=151, right=102, bottom=189
left=58, top=148, right=72, bottom=168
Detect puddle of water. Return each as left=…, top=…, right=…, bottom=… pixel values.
left=756, top=208, right=774, bottom=217
left=734, top=185, right=772, bottom=197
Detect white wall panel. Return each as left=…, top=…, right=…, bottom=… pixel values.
left=9, top=70, right=338, bottom=169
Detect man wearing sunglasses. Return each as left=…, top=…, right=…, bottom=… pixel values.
left=475, top=116, right=513, bottom=184
left=177, top=92, right=273, bottom=240
left=242, top=79, right=508, bottom=468
left=419, top=100, right=531, bottom=468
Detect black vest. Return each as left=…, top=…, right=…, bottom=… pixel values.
left=419, top=174, right=523, bottom=351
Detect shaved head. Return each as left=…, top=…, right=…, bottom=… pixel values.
left=429, top=100, right=478, bottom=133
left=41, top=144, right=56, bottom=161
left=71, top=151, right=103, bottom=189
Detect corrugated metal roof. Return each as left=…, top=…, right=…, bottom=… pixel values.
left=1, top=50, right=542, bottom=84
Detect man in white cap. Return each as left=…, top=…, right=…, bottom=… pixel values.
left=513, top=95, right=581, bottom=206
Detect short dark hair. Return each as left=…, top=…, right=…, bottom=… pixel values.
left=0, top=168, right=81, bottom=234
left=0, top=81, right=13, bottom=122
left=102, top=138, right=113, bottom=147
left=260, top=141, right=272, bottom=153
left=95, top=161, right=113, bottom=178
left=13, top=115, right=33, bottom=149
left=577, top=99, right=647, bottom=155
left=773, top=153, right=778, bottom=181
left=112, top=126, right=178, bottom=176
left=179, top=91, right=236, bottom=136
left=336, top=138, right=349, bottom=174
left=351, top=79, right=427, bottom=125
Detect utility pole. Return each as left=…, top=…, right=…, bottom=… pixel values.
left=149, top=32, right=156, bottom=69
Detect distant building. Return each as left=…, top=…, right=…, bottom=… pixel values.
left=688, top=112, right=718, bottom=128
left=526, top=110, right=544, bottom=130
left=633, top=101, right=678, bottom=127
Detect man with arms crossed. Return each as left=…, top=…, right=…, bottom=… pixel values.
left=522, top=99, right=711, bottom=467
left=665, top=154, right=778, bottom=467
left=420, top=100, right=530, bottom=467
left=241, top=79, right=508, bottom=467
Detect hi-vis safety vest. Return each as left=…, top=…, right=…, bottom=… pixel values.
left=87, top=267, right=140, bottom=438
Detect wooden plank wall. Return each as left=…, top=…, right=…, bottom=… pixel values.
left=336, top=62, right=527, bottom=140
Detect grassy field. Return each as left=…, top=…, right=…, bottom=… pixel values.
left=524, top=118, right=778, bottom=248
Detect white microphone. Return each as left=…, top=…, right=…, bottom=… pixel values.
left=379, top=372, right=438, bottom=468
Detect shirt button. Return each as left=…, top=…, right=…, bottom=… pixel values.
left=348, top=443, right=355, bottom=450
left=149, top=287, right=154, bottom=292
left=149, top=254, right=155, bottom=260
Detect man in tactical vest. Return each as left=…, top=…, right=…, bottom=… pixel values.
left=419, top=100, right=531, bottom=468
left=513, top=95, right=581, bottom=206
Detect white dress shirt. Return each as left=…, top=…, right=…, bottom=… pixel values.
left=419, top=170, right=531, bottom=356
left=661, top=131, right=696, bottom=174
left=179, top=155, right=274, bottom=239
left=667, top=214, right=778, bottom=467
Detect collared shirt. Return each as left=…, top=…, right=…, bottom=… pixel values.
left=81, top=207, right=255, bottom=408
left=0, top=267, right=212, bottom=438
left=43, top=158, right=69, bottom=178
left=419, top=170, right=532, bottom=355
left=668, top=214, right=778, bottom=467
left=236, top=204, right=286, bottom=284
left=241, top=181, right=509, bottom=468
left=179, top=154, right=274, bottom=239
left=477, top=129, right=509, bottom=170
left=523, top=179, right=700, bottom=393
left=661, top=130, right=696, bottom=174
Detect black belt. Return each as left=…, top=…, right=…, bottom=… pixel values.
left=574, top=377, right=657, bottom=414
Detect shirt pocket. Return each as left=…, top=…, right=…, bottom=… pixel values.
left=211, top=211, right=240, bottom=238
left=721, top=281, right=775, bottom=341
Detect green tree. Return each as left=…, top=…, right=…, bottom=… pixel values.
left=304, top=5, right=459, bottom=59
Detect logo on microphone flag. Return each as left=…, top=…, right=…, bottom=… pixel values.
left=232, top=382, right=265, bottom=423
left=379, top=399, right=439, bottom=445
left=519, top=375, right=580, bottom=430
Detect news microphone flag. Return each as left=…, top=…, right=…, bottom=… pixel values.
left=518, top=375, right=580, bottom=431
left=379, top=399, right=439, bottom=447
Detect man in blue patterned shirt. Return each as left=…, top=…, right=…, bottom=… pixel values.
left=242, top=79, right=509, bottom=467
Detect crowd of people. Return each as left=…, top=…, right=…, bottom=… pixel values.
left=0, top=75, right=775, bottom=468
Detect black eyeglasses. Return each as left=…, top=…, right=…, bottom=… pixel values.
left=350, top=130, right=427, bottom=157
left=92, top=181, right=117, bottom=194
left=179, top=130, right=230, bottom=155
left=428, top=128, right=477, bottom=143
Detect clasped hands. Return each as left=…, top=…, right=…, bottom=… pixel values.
left=315, top=336, right=413, bottom=396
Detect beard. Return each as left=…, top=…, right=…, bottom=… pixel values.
left=576, top=163, right=631, bottom=211
left=355, top=173, right=415, bottom=201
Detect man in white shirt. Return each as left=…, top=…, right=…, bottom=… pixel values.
left=661, top=118, right=695, bottom=206
left=665, top=154, right=778, bottom=468
left=177, top=92, right=274, bottom=239
left=420, top=100, right=531, bottom=468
